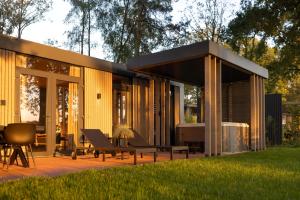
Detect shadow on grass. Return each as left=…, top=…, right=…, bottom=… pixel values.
left=0, top=146, right=299, bottom=200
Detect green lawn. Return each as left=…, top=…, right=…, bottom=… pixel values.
left=1, top=147, right=300, bottom=200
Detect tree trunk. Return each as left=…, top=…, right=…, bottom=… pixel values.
left=18, top=24, right=22, bottom=39
left=87, top=0, right=91, bottom=56
left=17, top=0, right=24, bottom=39
left=80, top=10, right=86, bottom=55
left=133, top=0, right=145, bottom=57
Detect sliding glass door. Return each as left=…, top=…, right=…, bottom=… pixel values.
left=55, top=80, right=79, bottom=152
left=16, top=64, right=82, bottom=156
left=19, top=74, right=49, bottom=153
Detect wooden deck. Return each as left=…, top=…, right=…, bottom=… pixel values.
left=0, top=152, right=203, bottom=182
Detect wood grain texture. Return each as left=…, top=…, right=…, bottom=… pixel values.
left=0, top=49, right=15, bottom=126
left=84, top=68, right=112, bottom=136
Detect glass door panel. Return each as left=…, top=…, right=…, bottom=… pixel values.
left=55, top=80, right=79, bottom=151
left=20, top=74, right=48, bottom=152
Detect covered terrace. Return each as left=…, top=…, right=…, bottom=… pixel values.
left=127, top=40, right=268, bottom=156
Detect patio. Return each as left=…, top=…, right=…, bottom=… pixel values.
left=0, top=152, right=203, bottom=182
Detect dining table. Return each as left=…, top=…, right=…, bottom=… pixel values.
left=0, top=126, right=30, bottom=168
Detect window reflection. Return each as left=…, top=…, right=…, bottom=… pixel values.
left=113, top=75, right=132, bottom=129
left=56, top=80, right=79, bottom=150
left=16, top=54, right=80, bottom=77
left=20, top=74, right=47, bottom=152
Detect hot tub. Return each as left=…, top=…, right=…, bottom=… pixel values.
left=176, top=122, right=249, bottom=153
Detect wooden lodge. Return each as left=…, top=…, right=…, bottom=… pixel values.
left=0, top=36, right=268, bottom=156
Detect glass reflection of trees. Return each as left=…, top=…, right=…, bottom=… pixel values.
left=56, top=82, right=79, bottom=138
left=17, top=54, right=80, bottom=77
left=20, top=75, right=46, bottom=125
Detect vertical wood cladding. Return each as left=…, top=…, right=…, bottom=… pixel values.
left=250, top=75, right=266, bottom=151
left=132, top=78, right=152, bottom=143
left=0, top=49, right=15, bottom=126
left=204, top=55, right=222, bottom=156
left=84, top=68, right=112, bottom=136
left=222, top=81, right=250, bottom=124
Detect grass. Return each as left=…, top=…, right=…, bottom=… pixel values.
left=0, top=147, right=300, bottom=200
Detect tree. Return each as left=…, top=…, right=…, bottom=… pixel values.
left=13, top=0, right=52, bottom=39
left=0, top=0, right=15, bottom=35
left=184, top=84, right=202, bottom=122
left=183, top=0, right=235, bottom=44
left=227, top=0, right=300, bottom=82
left=64, top=0, right=97, bottom=55
left=95, top=0, right=188, bottom=63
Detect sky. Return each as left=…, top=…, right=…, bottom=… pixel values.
left=19, top=0, right=240, bottom=60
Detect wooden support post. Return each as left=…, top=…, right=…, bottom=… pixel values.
left=149, top=80, right=155, bottom=145
left=259, top=77, right=265, bottom=150
left=250, top=75, right=257, bottom=151
left=205, top=55, right=222, bottom=156
left=205, top=55, right=212, bottom=156
left=210, top=56, right=217, bottom=156
left=216, top=60, right=222, bottom=155
left=154, top=79, right=161, bottom=146
left=257, top=76, right=261, bottom=150
left=262, top=79, right=266, bottom=149
left=204, top=55, right=222, bottom=156
left=165, top=80, right=170, bottom=146
left=132, top=78, right=138, bottom=133
left=160, top=80, right=166, bottom=146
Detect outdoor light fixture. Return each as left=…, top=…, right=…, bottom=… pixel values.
left=97, top=93, right=101, bottom=100
left=0, top=100, right=6, bottom=106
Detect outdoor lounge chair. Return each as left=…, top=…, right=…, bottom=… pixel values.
left=128, top=131, right=189, bottom=160
left=71, top=129, right=157, bottom=165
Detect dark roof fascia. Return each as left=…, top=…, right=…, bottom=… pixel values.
left=127, top=40, right=268, bottom=79
left=0, top=36, right=133, bottom=76
left=127, top=41, right=210, bottom=71
left=208, top=41, right=268, bottom=78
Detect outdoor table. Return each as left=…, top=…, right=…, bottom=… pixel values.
left=0, top=126, right=30, bottom=168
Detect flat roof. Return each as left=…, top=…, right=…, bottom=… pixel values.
left=0, top=35, right=131, bottom=76
left=127, top=40, right=268, bottom=79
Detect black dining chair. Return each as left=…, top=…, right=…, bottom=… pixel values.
left=3, top=123, right=36, bottom=168
left=0, top=125, right=5, bottom=162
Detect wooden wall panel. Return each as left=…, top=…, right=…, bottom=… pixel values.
left=0, top=49, right=15, bottom=126
left=84, top=68, right=112, bottom=136
left=132, top=78, right=151, bottom=143
left=231, top=81, right=250, bottom=123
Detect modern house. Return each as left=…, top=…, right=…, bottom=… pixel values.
left=0, top=36, right=268, bottom=157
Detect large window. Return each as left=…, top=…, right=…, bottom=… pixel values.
left=16, top=54, right=80, bottom=77
left=20, top=74, right=47, bottom=152
left=113, top=75, right=132, bottom=129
